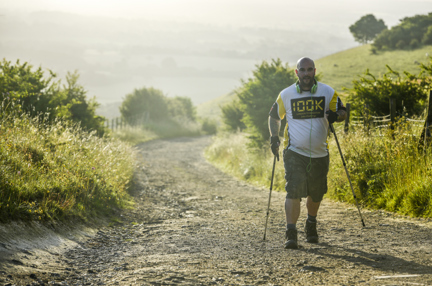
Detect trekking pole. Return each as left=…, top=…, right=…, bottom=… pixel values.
left=263, top=155, right=277, bottom=240
left=330, top=124, right=366, bottom=227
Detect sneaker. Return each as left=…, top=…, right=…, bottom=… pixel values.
left=304, top=219, right=318, bottom=243
left=284, top=228, right=298, bottom=249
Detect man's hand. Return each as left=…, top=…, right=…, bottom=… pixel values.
left=270, top=136, right=280, bottom=161
left=326, top=110, right=339, bottom=124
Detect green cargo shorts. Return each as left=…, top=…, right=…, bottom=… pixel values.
left=283, top=149, right=329, bottom=202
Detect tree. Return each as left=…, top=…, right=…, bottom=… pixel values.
left=119, top=87, right=168, bottom=125
left=220, top=99, right=246, bottom=132
left=349, top=14, right=387, bottom=44
left=422, top=25, right=432, bottom=45
left=235, top=59, right=297, bottom=147
left=166, top=96, right=196, bottom=121
left=373, top=12, right=432, bottom=50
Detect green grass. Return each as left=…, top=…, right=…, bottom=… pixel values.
left=327, top=121, right=432, bottom=218
left=206, top=119, right=432, bottom=218
left=316, top=44, right=432, bottom=92
left=0, top=107, right=135, bottom=222
left=205, top=132, right=286, bottom=192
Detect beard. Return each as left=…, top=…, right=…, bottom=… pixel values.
left=299, top=76, right=315, bottom=91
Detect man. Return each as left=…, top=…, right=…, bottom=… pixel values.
left=268, top=57, right=346, bottom=249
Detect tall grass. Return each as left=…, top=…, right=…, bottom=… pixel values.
left=205, top=132, right=286, bottom=191
left=0, top=103, right=135, bottom=222
left=328, top=120, right=432, bottom=218
left=206, top=120, right=432, bottom=218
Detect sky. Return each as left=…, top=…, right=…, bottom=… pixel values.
left=3, top=0, right=431, bottom=28
left=1, top=0, right=432, bottom=117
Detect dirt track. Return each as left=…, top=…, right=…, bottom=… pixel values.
left=1, top=136, right=432, bottom=286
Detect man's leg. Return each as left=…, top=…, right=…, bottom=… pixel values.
left=305, top=196, right=321, bottom=243
left=306, top=196, right=320, bottom=216
left=285, top=198, right=301, bottom=224
left=284, top=198, right=300, bottom=249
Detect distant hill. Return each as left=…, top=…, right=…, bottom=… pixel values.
left=198, top=44, right=432, bottom=123
left=316, top=44, right=432, bottom=92
left=196, top=91, right=238, bottom=122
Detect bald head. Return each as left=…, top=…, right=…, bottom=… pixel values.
left=296, top=57, right=315, bottom=69
left=295, top=57, right=316, bottom=92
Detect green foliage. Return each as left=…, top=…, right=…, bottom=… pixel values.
left=200, top=117, right=218, bottom=135
left=205, top=132, right=285, bottom=191
left=54, top=71, right=106, bottom=135
left=373, top=12, right=432, bottom=50
left=348, top=63, right=431, bottom=117
left=422, top=26, right=432, bottom=45
left=220, top=99, right=246, bottom=132
left=328, top=122, right=432, bottom=218
left=0, top=108, right=134, bottom=222
left=119, top=87, right=168, bottom=125
left=0, top=59, right=107, bottom=136
left=118, top=87, right=207, bottom=141
left=236, top=59, right=297, bottom=146
left=166, top=96, right=196, bottom=121
left=349, top=14, right=387, bottom=44
left=207, top=122, right=432, bottom=219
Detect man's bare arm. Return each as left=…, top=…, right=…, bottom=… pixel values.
left=268, top=116, right=281, bottom=137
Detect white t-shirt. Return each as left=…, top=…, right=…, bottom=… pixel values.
left=272, top=82, right=345, bottom=158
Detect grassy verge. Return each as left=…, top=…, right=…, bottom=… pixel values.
left=327, top=121, right=432, bottom=218
left=206, top=120, right=432, bottom=218
left=0, top=109, right=135, bottom=222
left=205, top=132, right=286, bottom=191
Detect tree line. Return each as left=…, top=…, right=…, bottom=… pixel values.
left=349, top=12, right=432, bottom=51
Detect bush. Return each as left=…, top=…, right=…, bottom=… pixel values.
left=410, top=39, right=420, bottom=49
left=422, top=25, right=432, bottom=45
left=395, top=40, right=406, bottom=49
left=167, top=96, right=196, bottom=121
left=0, top=60, right=107, bottom=136
left=220, top=99, right=246, bottom=132
left=201, top=117, right=218, bottom=135
left=348, top=64, right=431, bottom=117
left=235, top=59, right=297, bottom=147
left=120, top=87, right=168, bottom=125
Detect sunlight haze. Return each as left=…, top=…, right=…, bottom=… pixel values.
left=1, top=0, right=432, bottom=117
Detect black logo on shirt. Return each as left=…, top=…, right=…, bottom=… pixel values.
left=291, top=97, right=325, bottom=119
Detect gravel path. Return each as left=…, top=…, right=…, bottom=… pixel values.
left=1, top=136, right=432, bottom=285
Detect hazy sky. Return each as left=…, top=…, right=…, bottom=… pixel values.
left=1, top=0, right=432, bottom=115
left=3, top=0, right=431, bottom=28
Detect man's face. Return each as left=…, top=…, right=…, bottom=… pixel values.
left=295, top=60, right=316, bottom=91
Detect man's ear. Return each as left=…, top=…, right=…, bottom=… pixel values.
left=295, top=69, right=298, bottom=76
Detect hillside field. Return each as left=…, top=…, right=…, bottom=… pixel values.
left=197, top=44, right=432, bottom=122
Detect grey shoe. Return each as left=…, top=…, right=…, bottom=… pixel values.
left=284, top=228, right=298, bottom=249
left=304, top=219, right=318, bottom=243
